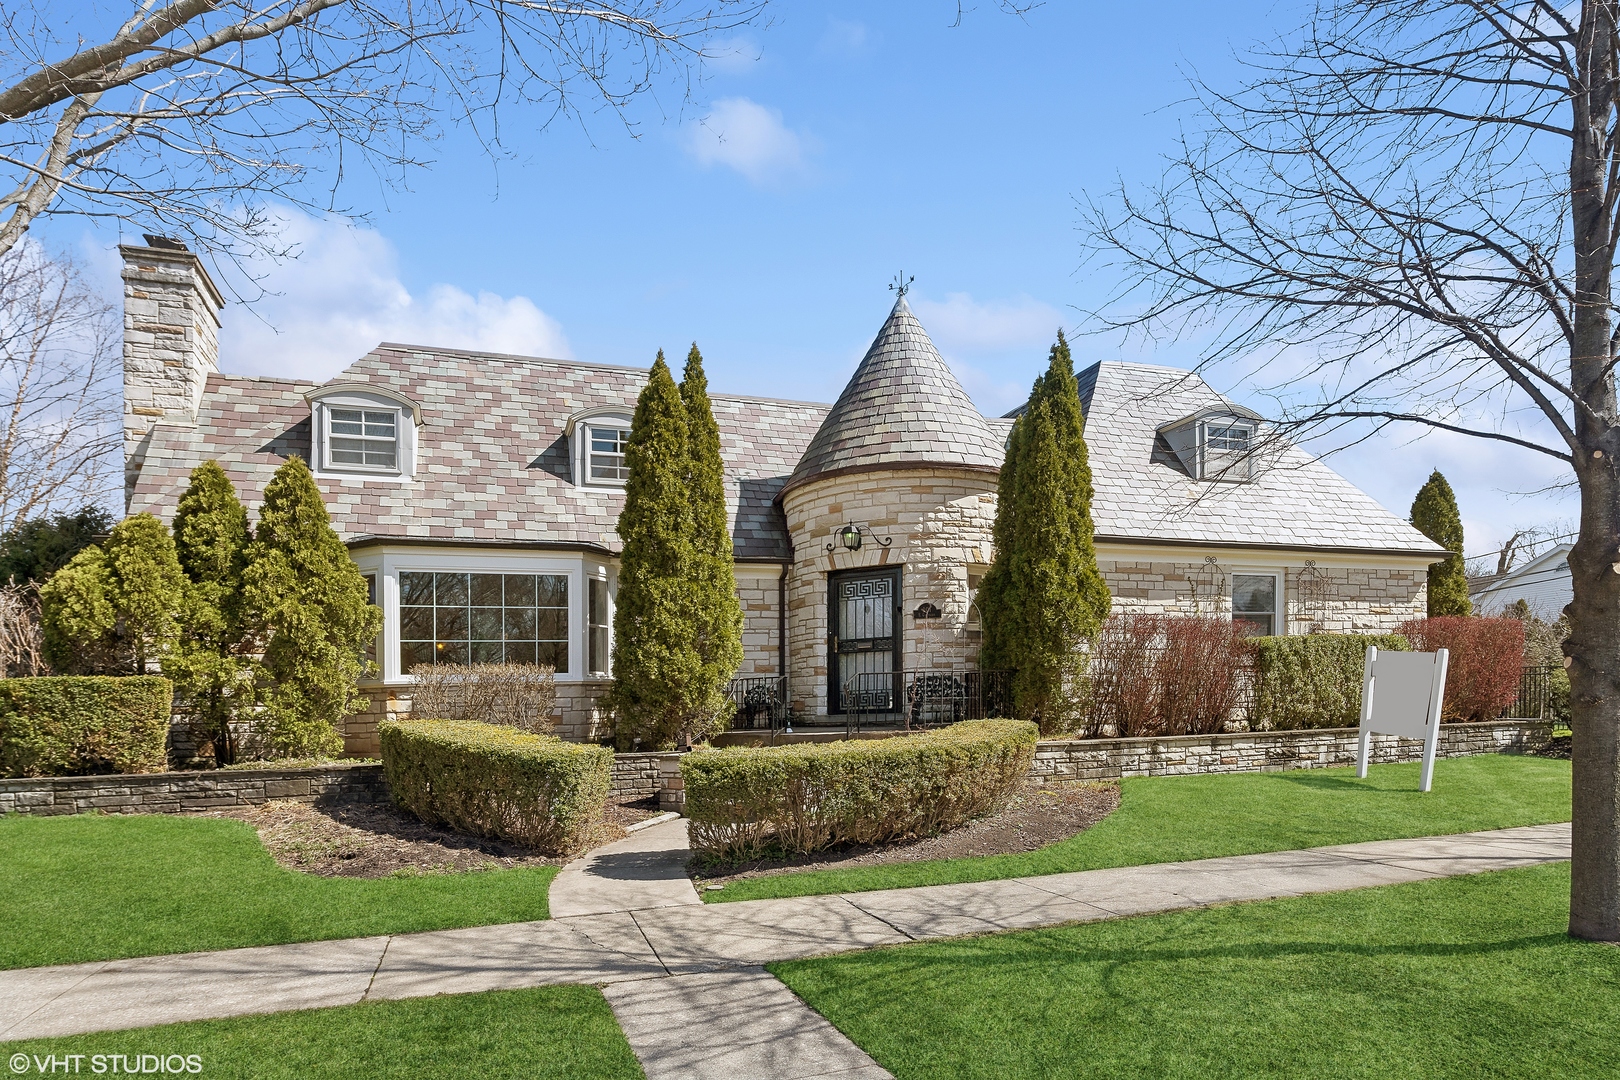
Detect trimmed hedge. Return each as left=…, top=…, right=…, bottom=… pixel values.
left=683, top=719, right=1039, bottom=861
left=379, top=718, right=611, bottom=855
left=0, top=675, right=172, bottom=777
left=1250, top=635, right=1409, bottom=731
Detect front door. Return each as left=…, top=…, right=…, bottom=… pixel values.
left=828, top=567, right=902, bottom=714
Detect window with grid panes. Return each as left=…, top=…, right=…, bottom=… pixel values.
left=326, top=408, right=398, bottom=469
left=399, top=571, right=568, bottom=673
left=587, top=424, right=631, bottom=483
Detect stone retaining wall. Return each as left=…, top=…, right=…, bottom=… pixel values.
left=611, top=752, right=681, bottom=801
left=1029, top=719, right=1550, bottom=784
left=0, top=763, right=388, bottom=816
left=0, top=721, right=1551, bottom=818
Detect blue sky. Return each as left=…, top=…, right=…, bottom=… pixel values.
left=59, top=1, right=1577, bottom=560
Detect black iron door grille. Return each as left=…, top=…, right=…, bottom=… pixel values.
left=829, top=568, right=902, bottom=714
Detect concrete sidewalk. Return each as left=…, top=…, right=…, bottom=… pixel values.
left=549, top=817, right=702, bottom=918
left=0, top=821, right=1570, bottom=1049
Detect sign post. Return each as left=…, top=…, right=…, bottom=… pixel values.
left=1356, top=645, right=1450, bottom=792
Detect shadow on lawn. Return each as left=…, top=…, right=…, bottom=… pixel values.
left=1274, top=772, right=1390, bottom=791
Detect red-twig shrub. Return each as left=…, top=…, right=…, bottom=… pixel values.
left=1396, top=616, right=1525, bottom=722
left=1087, top=615, right=1250, bottom=737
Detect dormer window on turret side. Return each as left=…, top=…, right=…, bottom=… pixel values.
left=1156, top=404, right=1263, bottom=483
left=305, top=383, right=423, bottom=480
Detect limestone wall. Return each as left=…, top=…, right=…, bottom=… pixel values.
left=781, top=467, right=998, bottom=719
left=0, top=763, right=387, bottom=816
left=1099, top=558, right=1428, bottom=634
left=736, top=570, right=783, bottom=677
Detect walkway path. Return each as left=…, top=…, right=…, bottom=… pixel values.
left=0, top=822, right=1572, bottom=1079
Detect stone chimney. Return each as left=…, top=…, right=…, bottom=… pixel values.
left=121, top=236, right=224, bottom=508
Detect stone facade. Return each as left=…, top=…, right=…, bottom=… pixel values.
left=0, top=762, right=388, bottom=816
left=1098, top=556, right=1428, bottom=634
left=1030, top=719, right=1549, bottom=783
left=736, top=568, right=784, bottom=677
left=120, top=242, right=223, bottom=504
left=781, top=467, right=997, bottom=719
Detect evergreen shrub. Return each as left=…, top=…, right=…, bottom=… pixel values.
left=682, top=719, right=1039, bottom=861
left=1250, top=634, right=1410, bottom=730
left=0, top=675, right=172, bottom=777
left=1410, top=470, right=1471, bottom=616
left=379, top=718, right=611, bottom=854
left=1398, top=617, right=1526, bottom=721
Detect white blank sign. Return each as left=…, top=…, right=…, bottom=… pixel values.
left=1357, top=646, right=1449, bottom=792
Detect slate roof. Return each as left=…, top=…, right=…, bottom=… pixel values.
left=784, top=296, right=1003, bottom=493
left=1070, top=361, right=1446, bottom=555
left=126, top=345, right=828, bottom=560
left=126, top=342, right=1442, bottom=562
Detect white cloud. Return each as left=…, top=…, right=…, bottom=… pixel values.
left=704, top=36, right=762, bottom=74
left=684, top=97, right=809, bottom=185
left=819, top=18, right=870, bottom=56
left=213, top=210, right=570, bottom=380
left=910, top=291, right=1066, bottom=354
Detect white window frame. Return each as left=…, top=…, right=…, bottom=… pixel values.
left=1197, top=417, right=1255, bottom=482
left=566, top=409, right=635, bottom=489
left=587, top=566, right=615, bottom=676
left=357, top=547, right=614, bottom=685
left=1229, top=567, right=1285, bottom=637
left=306, top=385, right=421, bottom=482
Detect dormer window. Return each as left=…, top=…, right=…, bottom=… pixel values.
left=329, top=408, right=398, bottom=469
left=588, top=423, right=632, bottom=482
left=566, top=408, right=635, bottom=488
left=305, top=383, right=422, bottom=480
left=1157, top=405, right=1263, bottom=483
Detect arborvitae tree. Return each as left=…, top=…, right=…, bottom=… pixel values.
left=39, top=512, right=184, bottom=674
left=979, top=331, right=1112, bottom=731
left=242, top=456, right=380, bottom=758
left=680, top=344, right=744, bottom=740
left=608, top=353, right=706, bottom=748
left=0, top=505, right=114, bottom=585
left=165, top=462, right=255, bottom=764
left=39, top=545, right=116, bottom=673
left=1410, top=469, right=1472, bottom=617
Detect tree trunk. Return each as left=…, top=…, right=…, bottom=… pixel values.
left=1567, top=0, right=1620, bottom=942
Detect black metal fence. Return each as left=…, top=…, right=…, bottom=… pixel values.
left=1503, top=663, right=1559, bottom=721
left=840, top=669, right=1014, bottom=735
left=724, top=675, right=789, bottom=731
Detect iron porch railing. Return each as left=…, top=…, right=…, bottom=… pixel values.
left=840, top=669, right=1014, bottom=735
left=724, top=675, right=789, bottom=731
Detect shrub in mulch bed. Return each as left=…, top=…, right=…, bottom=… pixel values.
left=682, top=719, right=1039, bottom=861
left=380, top=718, right=611, bottom=855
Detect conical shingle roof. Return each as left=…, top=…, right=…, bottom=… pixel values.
left=783, top=296, right=1003, bottom=494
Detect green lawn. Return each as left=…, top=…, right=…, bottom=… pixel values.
left=712, top=754, right=1571, bottom=902
left=0, top=813, right=556, bottom=970
left=0, top=986, right=643, bottom=1079
left=773, top=862, right=1615, bottom=1079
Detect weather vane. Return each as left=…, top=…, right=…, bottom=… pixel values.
left=889, top=272, right=914, bottom=299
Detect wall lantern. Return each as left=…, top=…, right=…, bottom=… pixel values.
left=826, top=522, right=893, bottom=554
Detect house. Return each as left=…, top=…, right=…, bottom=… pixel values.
left=1470, top=543, right=1572, bottom=620
left=119, top=239, right=1449, bottom=751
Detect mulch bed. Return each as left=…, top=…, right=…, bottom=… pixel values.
left=1535, top=734, right=1572, bottom=759
left=198, top=795, right=664, bottom=878
left=691, top=780, right=1121, bottom=886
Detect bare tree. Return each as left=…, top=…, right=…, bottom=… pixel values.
left=1085, top=1, right=1620, bottom=939
left=0, top=243, right=117, bottom=529
left=0, top=0, right=770, bottom=264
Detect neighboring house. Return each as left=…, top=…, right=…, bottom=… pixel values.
left=1470, top=544, right=1572, bottom=619
left=120, top=239, right=1448, bottom=750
